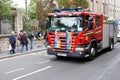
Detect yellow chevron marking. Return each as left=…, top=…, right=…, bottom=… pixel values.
left=95, top=30, right=102, bottom=34
left=83, top=32, right=94, bottom=36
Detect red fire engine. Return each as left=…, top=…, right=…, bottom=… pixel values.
left=46, top=8, right=117, bottom=60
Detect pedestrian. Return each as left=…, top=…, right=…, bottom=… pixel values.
left=37, top=31, right=42, bottom=47
left=34, top=29, right=39, bottom=39
left=17, top=30, right=23, bottom=51
left=43, top=31, right=47, bottom=40
left=21, top=31, right=28, bottom=52
left=9, top=31, right=16, bottom=54
left=43, top=31, right=47, bottom=47
left=34, top=29, right=41, bottom=46
left=28, top=29, right=34, bottom=50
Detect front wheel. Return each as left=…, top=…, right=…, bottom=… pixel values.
left=88, top=44, right=97, bottom=60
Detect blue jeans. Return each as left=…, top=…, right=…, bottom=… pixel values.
left=18, top=42, right=22, bottom=50
left=30, top=39, right=34, bottom=50
left=21, top=44, right=28, bottom=52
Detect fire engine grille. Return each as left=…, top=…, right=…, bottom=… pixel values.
left=49, top=33, right=75, bottom=52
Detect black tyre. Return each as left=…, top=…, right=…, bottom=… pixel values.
left=88, top=44, right=97, bottom=60
left=108, top=40, right=114, bottom=51
left=56, top=55, right=63, bottom=59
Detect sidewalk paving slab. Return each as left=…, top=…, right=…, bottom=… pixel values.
left=0, top=45, right=47, bottom=59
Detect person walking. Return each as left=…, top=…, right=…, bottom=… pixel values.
left=9, top=31, right=16, bottom=54
left=17, top=30, right=23, bottom=51
left=28, top=29, right=34, bottom=50
left=35, top=30, right=42, bottom=47
left=43, top=31, right=47, bottom=47
left=21, top=31, right=28, bottom=52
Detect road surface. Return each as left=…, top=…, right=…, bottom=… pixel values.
left=0, top=43, right=120, bottom=80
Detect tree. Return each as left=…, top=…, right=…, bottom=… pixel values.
left=36, top=0, right=53, bottom=31
left=74, top=0, right=88, bottom=8
left=59, top=0, right=74, bottom=8
left=28, top=0, right=36, bottom=19
left=23, top=0, right=37, bottom=31
left=59, top=0, right=88, bottom=8
left=0, top=0, right=13, bottom=15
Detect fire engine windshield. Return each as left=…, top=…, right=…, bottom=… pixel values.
left=48, top=16, right=84, bottom=31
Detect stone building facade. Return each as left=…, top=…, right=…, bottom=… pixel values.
left=14, top=9, right=23, bottom=34
left=53, top=0, right=120, bottom=20
left=0, top=8, right=23, bottom=35
left=87, top=0, right=120, bottom=20
left=0, top=8, right=23, bottom=52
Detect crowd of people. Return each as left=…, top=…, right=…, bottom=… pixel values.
left=9, top=29, right=44, bottom=54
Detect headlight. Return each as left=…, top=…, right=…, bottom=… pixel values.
left=75, top=47, right=85, bottom=51
left=68, top=13, right=72, bottom=16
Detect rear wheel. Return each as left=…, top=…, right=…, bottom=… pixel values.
left=108, top=40, right=114, bottom=51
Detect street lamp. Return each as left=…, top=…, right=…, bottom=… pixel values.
left=25, top=0, right=28, bottom=21
left=102, top=0, right=106, bottom=15
left=114, top=0, right=115, bottom=18
left=53, top=1, right=59, bottom=9
left=91, top=0, right=94, bottom=11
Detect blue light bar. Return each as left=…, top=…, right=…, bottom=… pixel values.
left=52, top=8, right=83, bottom=13
left=61, top=8, right=83, bottom=11
left=52, top=9, right=61, bottom=12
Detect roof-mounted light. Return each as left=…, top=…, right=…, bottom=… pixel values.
left=52, top=9, right=61, bottom=13
left=53, top=14, right=57, bottom=17
left=51, top=8, right=84, bottom=13
left=68, top=13, right=72, bottom=16
left=61, top=8, right=83, bottom=11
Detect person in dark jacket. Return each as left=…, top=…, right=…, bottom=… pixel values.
left=21, top=31, right=28, bottom=52
left=28, top=29, right=34, bottom=50
left=9, top=31, right=16, bottom=54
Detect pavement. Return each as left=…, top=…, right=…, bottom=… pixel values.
left=0, top=41, right=47, bottom=59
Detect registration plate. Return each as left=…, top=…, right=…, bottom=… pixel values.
left=57, top=53, right=67, bottom=57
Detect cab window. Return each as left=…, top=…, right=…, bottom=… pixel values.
left=96, top=16, right=100, bottom=28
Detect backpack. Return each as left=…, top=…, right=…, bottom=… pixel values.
left=17, top=33, right=22, bottom=41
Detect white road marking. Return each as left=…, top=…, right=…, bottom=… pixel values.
left=5, top=68, right=24, bottom=74
left=38, top=60, right=50, bottom=64
left=12, top=66, right=52, bottom=80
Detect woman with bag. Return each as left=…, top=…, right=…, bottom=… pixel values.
left=17, top=30, right=23, bottom=51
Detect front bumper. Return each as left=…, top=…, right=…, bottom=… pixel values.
left=47, top=47, right=89, bottom=58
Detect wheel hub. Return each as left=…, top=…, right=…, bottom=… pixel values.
left=91, top=48, right=95, bottom=56
left=111, top=44, right=113, bottom=49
